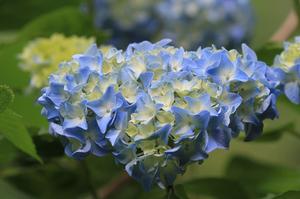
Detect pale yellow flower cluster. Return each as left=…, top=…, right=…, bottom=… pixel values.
left=19, top=34, right=95, bottom=88
left=275, top=37, right=300, bottom=71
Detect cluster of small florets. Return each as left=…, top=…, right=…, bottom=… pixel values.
left=19, top=34, right=95, bottom=89
left=157, top=0, right=254, bottom=49
left=90, top=0, right=254, bottom=49
left=273, top=37, right=300, bottom=104
left=38, top=40, right=279, bottom=190
left=91, top=0, right=159, bottom=48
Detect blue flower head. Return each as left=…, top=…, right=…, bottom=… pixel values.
left=156, top=0, right=254, bottom=49
left=39, top=40, right=282, bottom=190
left=88, top=0, right=254, bottom=49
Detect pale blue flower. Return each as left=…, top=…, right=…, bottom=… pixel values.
left=88, top=0, right=254, bottom=49
left=39, top=40, right=285, bottom=191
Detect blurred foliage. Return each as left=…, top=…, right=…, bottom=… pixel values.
left=255, top=122, right=295, bottom=142
left=273, top=191, right=300, bottom=199
left=251, top=0, right=293, bottom=48
left=0, top=0, right=82, bottom=30
left=0, top=108, right=41, bottom=162
left=0, top=85, right=14, bottom=113
left=18, top=7, right=108, bottom=42
left=0, top=180, right=34, bottom=199
left=226, top=156, right=300, bottom=198
left=182, top=178, right=249, bottom=199
left=0, top=86, right=41, bottom=162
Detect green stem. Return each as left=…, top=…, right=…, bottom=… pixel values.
left=167, top=186, right=174, bottom=199
left=80, top=160, right=99, bottom=199
left=165, top=185, right=181, bottom=199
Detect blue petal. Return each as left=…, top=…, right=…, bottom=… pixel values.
left=242, top=43, right=257, bottom=61
left=284, top=81, right=300, bottom=104
left=49, top=122, right=64, bottom=136
left=96, top=115, right=112, bottom=133
left=244, top=121, right=264, bottom=141
left=171, top=106, right=189, bottom=124
left=85, top=44, right=101, bottom=56
left=63, top=117, right=87, bottom=130
left=205, top=127, right=231, bottom=153
left=106, top=129, right=120, bottom=146
left=191, top=111, right=210, bottom=130
left=47, top=82, right=68, bottom=106
left=87, top=86, right=117, bottom=117
left=64, top=140, right=91, bottom=160
left=207, top=53, right=248, bottom=83
left=149, top=124, right=172, bottom=144
left=139, top=72, right=154, bottom=89
left=91, top=142, right=110, bottom=157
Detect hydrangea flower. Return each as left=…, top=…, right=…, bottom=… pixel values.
left=38, top=40, right=279, bottom=190
left=273, top=37, right=300, bottom=104
left=88, top=0, right=254, bottom=49
left=156, top=0, right=254, bottom=49
left=90, top=0, right=160, bottom=48
left=19, top=34, right=95, bottom=89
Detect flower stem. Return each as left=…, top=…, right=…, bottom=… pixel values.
left=166, top=185, right=180, bottom=199
left=80, top=160, right=99, bottom=199
left=97, top=173, right=132, bottom=199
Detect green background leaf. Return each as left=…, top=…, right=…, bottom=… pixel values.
left=226, top=156, right=300, bottom=198
left=0, top=85, right=14, bottom=113
left=0, top=180, right=34, bottom=199
left=18, top=6, right=107, bottom=42
left=0, top=109, right=41, bottom=162
left=182, top=178, right=250, bottom=199
left=273, top=191, right=300, bottom=199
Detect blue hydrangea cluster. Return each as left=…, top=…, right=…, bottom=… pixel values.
left=38, top=40, right=280, bottom=190
left=89, top=0, right=254, bottom=49
left=157, top=0, right=254, bottom=49
left=272, top=37, right=300, bottom=104
left=90, top=0, right=160, bottom=48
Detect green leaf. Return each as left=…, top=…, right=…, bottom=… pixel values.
left=273, top=190, right=300, bottom=199
left=6, top=157, right=104, bottom=199
left=0, top=180, right=34, bottom=199
left=9, top=92, right=48, bottom=129
left=0, top=0, right=81, bottom=31
left=18, top=6, right=108, bottom=43
left=0, top=138, right=18, bottom=165
left=0, top=85, right=14, bottom=113
left=183, top=178, right=250, bottom=199
left=226, top=156, right=300, bottom=197
left=0, top=108, right=41, bottom=162
left=0, top=41, right=29, bottom=89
